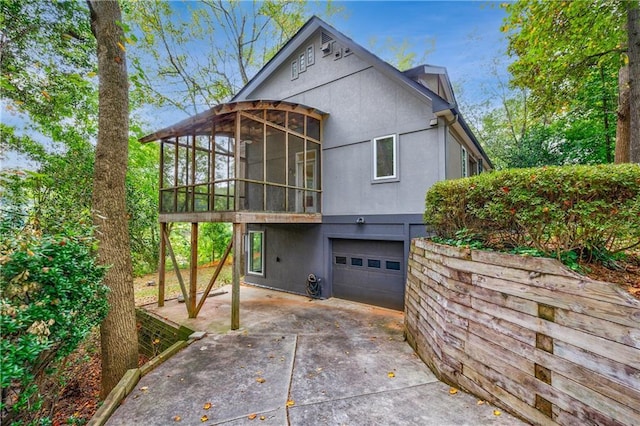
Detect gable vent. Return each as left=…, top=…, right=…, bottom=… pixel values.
left=321, top=31, right=333, bottom=44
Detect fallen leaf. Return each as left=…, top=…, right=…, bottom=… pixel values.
left=260, top=416, right=266, bottom=420
left=201, top=414, right=209, bottom=422
left=286, top=400, right=295, bottom=407
left=449, top=387, right=458, bottom=395
left=248, top=414, right=257, bottom=420
left=477, top=400, right=485, bottom=405
left=173, top=415, right=181, bottom=422
left=203, top=402, right=212, bottom=410
left=140, top=386, right=149, bottom=391
left=494, top=410, right=502, bottom=416
left=387, top=372, right=395, bottom=378
left=256, top=377, right=266, bottom=383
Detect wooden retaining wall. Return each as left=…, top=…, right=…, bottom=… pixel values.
left=405, top=239, right=640, bottom=426
left=136, top=309, right=193, bottom=358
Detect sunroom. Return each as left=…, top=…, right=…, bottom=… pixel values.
left=140, top=100, right=325, bottom=323
left=140, top=100, right=324, bottom=224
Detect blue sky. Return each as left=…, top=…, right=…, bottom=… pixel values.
left=330, top=1, right=510, bottom=104
left=1, top=1, right=510, bottom=170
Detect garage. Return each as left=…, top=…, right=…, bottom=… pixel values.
left=331, top=239, right=405, bottom=310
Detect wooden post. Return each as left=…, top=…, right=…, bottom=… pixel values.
left=231, top=222, right=242, bottom=330
left=189, top=222, right=198, bottom=318
left=164, top=230, right=190, bottom=315
left=194, top=239, right=233, bottom=317
left=158, top=222, right=167, bottom=307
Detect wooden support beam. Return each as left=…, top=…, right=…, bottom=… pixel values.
left=163, top=228, right=191, bottom=316
left=194, top=239, right=233, bottom=317
left=188, top=223, right=198, bottom=318
left=158, top=222, right=167, bottom=307
left=231, top=223, right=242, bottom=330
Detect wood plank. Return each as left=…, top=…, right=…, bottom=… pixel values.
left=466, top=332, right=536, bottom=376
left=553, top=407, right=626, bottom=426
left=553, top=340, right=640, bottom=391
left=417, top=239, right=471, bottom=259
left=458, top=344, right=625, bottom=426
left=231, top=223, right=242, bottom=330
left=188, top=223, right=198, bottom=318
left=552, top=373, right=639, bottom=426
left=474, top=274, right=640, bottom=328
left=158, top=211, right=322, bottom=224
left=471, top=249, right=577, bottom=277
left=471, top=283, right=539, bottom=316
left=445, top=256, right=639, bottom=308
left=158, top=222, right=166, bottom=307
left=471, top=298, right=640, bottom=370
left=447, top=299, right=537, bottom=346
left=459, top=365, right=553, bottom=425
left=554, top=308, right=640, bottom=350
left=469, top=318, right=640, bottom=410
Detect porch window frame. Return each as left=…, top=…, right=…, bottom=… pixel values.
left=247, top=230, right=265, bottom=276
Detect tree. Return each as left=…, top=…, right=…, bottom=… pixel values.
left=87, top=0, right=139, bottom=398
left=126, top=0, right=341, bottom=115
left=629, top=1, right=640, bottom=162
left=502, top=0, right=638, bottom=162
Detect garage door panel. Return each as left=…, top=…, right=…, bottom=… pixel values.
left=332, top=284, right=403, bottom=310
left=332, top=239, right=405, bottom=311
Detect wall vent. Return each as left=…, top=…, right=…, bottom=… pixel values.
left=321, top=41, right=332, bottom=56
left=321, top=31, right=333, bottom=44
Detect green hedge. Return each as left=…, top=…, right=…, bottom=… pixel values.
left=424, top=164, right=640, bottom=260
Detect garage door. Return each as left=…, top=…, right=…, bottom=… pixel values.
left=332, top=239, right=405, bottom=310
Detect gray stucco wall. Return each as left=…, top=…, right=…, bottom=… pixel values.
left=240, top=28, right=439, bottom=304
left=446, top=132, right=463, bottom=179
left=245, top=214, right=427, bottom=301
left=241, top=29, right=442, bottom=217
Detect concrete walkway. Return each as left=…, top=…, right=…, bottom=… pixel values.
left=107, top=285, right=526, bottom=425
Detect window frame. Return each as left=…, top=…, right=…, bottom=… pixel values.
left=247, top=230, right=265, bottom=276
left=291, top=60, right=299, bottom=80
left=307, top=45, right=315, bottom=66
left=299, top=52, right=306, bottom=73
left=461, top=146, right=468, bottom=178
left=372, top=134, right=398, bottom=182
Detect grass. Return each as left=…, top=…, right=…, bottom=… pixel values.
left=133, top=264, right=233, bottom=306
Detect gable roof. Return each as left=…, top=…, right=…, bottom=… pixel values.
left=233, top=16, right=451, bottom=112
left=232, top=16, right=492, bottom=168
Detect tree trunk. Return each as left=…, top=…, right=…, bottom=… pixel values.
left=629, top=1, right=640, bottom=163
left=615, top=65, right=630, bottom=163
left=87, top=0, right=139, bottom=398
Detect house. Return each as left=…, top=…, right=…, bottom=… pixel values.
left=140, top=17, right=491, bottom=321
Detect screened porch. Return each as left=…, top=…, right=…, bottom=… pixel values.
left=140, top=100, right=324, bottom=223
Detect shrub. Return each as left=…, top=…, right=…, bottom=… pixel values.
left=0, top=226, right=109, bottom=425
left=424, top=164, right=640, bottom=262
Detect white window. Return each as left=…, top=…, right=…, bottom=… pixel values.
left=373, top=135, right=397, bottom=180
left=291, top=60, right=298, bottom=80
left=248, top=230, right=264, bottom=276
left=307, top=45, right=315, bottom=66
left=461, top=147, right=468, bottom=177
left=299, top=53, right=306, bottom=72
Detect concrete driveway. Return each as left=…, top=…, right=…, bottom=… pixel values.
left=107, top=285, right=525, bottom=425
